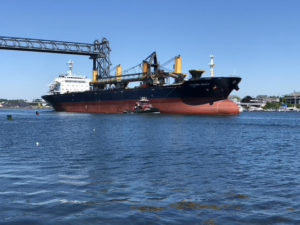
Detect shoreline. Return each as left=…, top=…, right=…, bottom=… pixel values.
left=0, top=106, right=52, bottom=110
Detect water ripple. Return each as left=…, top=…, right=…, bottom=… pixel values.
left=1, top=111, right=300, bottom=224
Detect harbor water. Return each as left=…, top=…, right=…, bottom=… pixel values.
left=1, top=110, right=300, bottom=224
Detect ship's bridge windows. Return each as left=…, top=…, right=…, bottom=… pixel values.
left=65, top=80, right=85, bottom=83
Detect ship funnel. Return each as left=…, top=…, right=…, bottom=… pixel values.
left=210, top=55, right=215, bottom=77
left=174, top=55, right=182, bottom=74
left=116, top=64, right=122, bottom=81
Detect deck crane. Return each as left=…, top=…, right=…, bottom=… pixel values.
left=160, top=55, right=180, bottom=70
left=0, top=36, right=111, bottom=85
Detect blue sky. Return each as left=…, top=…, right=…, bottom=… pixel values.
left=0, top=0, right=299, bottom=99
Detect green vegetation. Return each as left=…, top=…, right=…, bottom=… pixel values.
left=241, top=96, right=253, bottom=103
left=263, top=102, right=282, bottom=110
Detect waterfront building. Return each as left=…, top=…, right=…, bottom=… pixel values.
left=284, top=92, right=300, bottom=105
left=256, top=95, right=280, bottom=103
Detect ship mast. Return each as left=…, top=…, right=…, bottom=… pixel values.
left=67, top=60, right=73, bottom=76
left=210, top=55, right=215, bottom=77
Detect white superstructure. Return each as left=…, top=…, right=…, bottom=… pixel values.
left=49, top=60, right=91, bottom=94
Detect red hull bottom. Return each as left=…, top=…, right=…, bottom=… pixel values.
left=54, top=99, right=240, bottom=116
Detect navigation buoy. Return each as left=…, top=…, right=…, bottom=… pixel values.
left=7, top=115, right=13, bottom=121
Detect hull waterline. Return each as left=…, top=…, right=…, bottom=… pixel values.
left=48, top=99, right=240, bottom=116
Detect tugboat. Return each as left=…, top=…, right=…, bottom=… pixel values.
left=133, top=97, right=160, bottom=114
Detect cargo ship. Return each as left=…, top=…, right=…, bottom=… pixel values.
left=42, top=52, right=241, bottom=115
